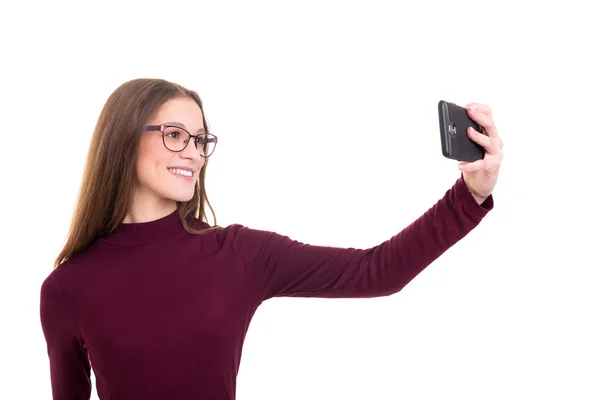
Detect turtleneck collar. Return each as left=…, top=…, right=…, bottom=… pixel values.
left=100, top=208, right=185, bottom=246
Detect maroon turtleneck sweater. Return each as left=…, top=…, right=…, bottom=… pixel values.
left=40, top=175, right=493, bottom=399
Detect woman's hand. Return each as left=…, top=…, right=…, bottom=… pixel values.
left=458, top=103, right=504, bottom=204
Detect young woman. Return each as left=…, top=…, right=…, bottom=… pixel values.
left=40, top=78, right=503, bottom=399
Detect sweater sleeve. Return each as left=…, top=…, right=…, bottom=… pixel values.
left=233, top=175, right=494, bottom=302
left=40, top=272, right=92, bottom=400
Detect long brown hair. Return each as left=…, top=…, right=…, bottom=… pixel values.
left=54, top=78, right=223, bottom=269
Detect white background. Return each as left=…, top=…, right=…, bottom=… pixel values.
left=1, top=0, right=599, bottom=399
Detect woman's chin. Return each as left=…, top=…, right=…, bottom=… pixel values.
left=166, top=190, right=195, bottom=203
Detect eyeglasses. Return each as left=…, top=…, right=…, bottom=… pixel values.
left=144, top=124, right=218, bottom=158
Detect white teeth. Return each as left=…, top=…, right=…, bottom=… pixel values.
left=168, top=168, right=192, bottom=177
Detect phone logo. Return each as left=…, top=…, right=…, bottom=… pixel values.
left=448, top=123, right=457, bottom=136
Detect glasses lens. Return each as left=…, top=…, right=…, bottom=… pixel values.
left=196, top=134, right=217, bottom=157
left=163, top=127, right=216, bottom=157
left=163, top=126, right=188, bottom=152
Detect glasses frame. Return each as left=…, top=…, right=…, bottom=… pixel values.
left=145, top=124, right=218, bottom=158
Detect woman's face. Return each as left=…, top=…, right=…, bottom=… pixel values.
left=135, top=97, right=206, bottom=208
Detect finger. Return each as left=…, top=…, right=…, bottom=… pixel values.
left=465, top=103, right=492, bottom=117
left=467, top=107, right=499, bottom=139
left=467, top=127, right=501, bottom=155
left=458, top=159, right=486, bottom=172
left=458, top=155, right=502, bottom=173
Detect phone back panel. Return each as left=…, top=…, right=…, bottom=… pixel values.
left=438, top=100, right=485, bottom=162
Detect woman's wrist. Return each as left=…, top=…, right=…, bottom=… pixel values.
left=470, top=191, right=488, bottom=205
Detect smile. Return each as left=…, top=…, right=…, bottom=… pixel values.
left=168, top=168, right=193, bottom=178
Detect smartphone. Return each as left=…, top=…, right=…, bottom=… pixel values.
left=438, top=100, right=485, bottom=162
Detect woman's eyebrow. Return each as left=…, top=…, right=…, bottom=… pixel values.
left=162, top=121, right=206, bottom=133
